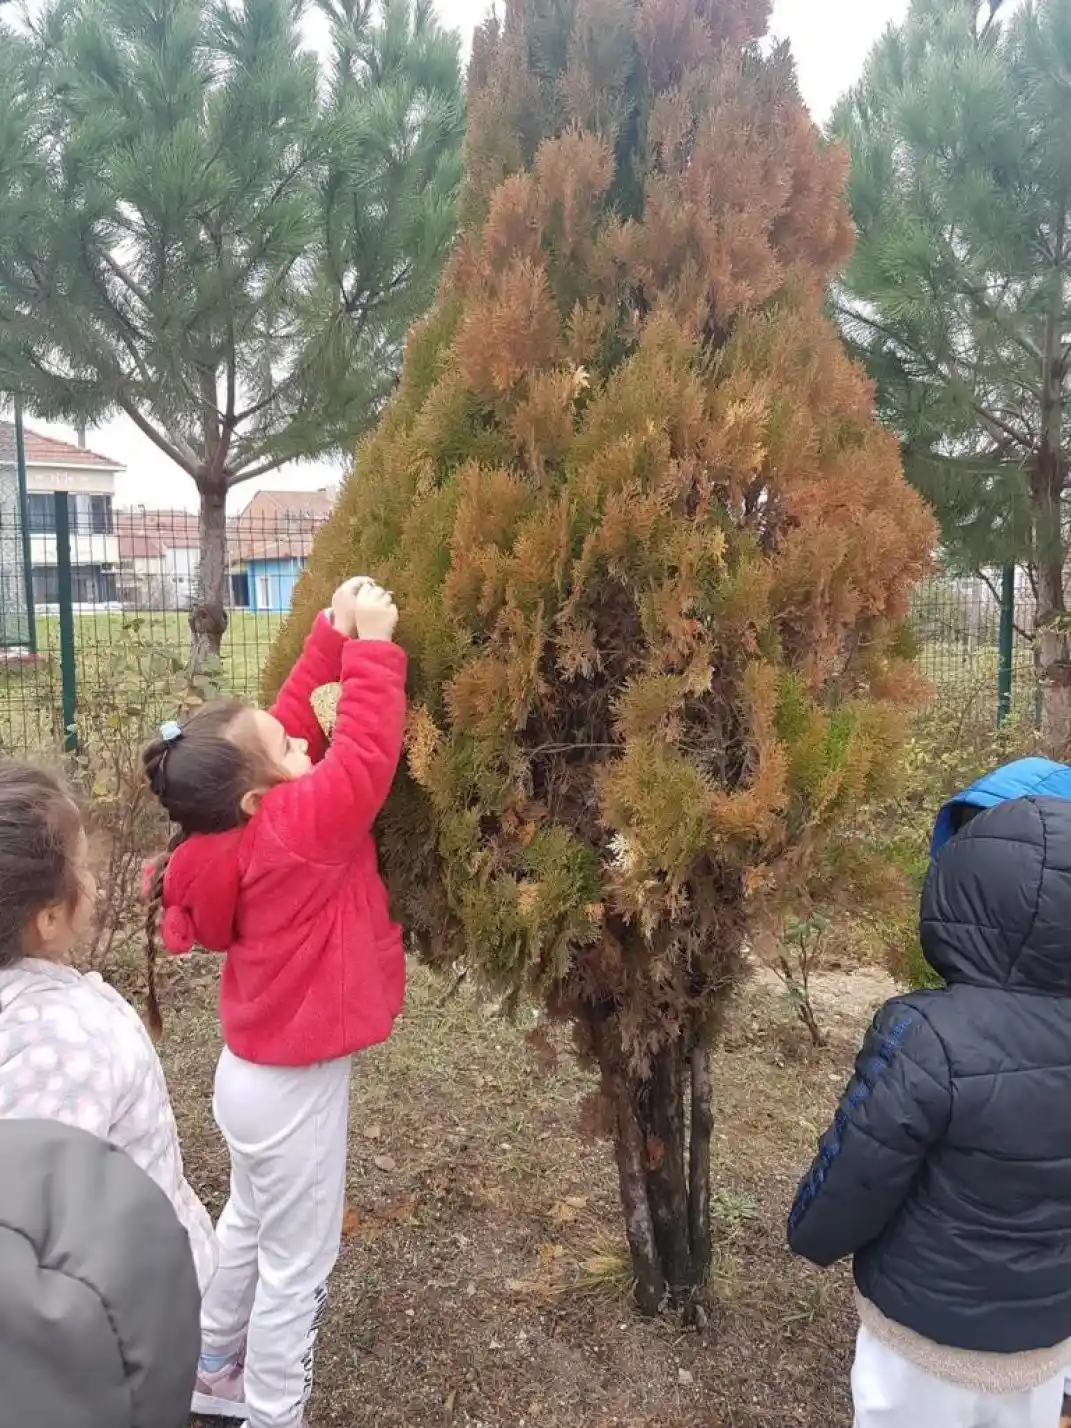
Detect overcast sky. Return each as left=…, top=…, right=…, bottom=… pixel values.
left=30, top=0, right=910, bottom=509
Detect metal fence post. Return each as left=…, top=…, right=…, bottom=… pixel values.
left=997, top=563, right=1015, bottom=725
left=13, top=398, right=36, bottom=655
left=53, top=491, right=78, bottom=752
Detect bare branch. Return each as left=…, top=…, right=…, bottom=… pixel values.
left=224, top=318, right=237, bottom=430
left=115, top=395, right=200, bottom=477
left=227, top=450, right=304, bottom=485
left=973, top=405, right=1034, bottom=451
left=972, top=567, right=1033, bottom=641
left=101, top=249, right=152, bottom=312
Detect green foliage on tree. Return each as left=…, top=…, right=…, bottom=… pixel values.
left=832, top=0, right=1071, bottom=745
left=268, top=0, right=934, bottom=1316
left=0, top=0, right=463, bottom=658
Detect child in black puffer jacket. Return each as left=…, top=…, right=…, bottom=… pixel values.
left=788, top=795, right=1071, bottom=1428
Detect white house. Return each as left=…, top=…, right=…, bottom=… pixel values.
left=0, top=422, right=123, bottom=608
left=115, top=509, right=201, bottom=610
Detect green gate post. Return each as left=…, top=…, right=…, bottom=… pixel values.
left=13, top=398, right=36, bottom=655
left=997, top=563, right=1015, bottom=725
left=53, top=491, right=77, bottom=752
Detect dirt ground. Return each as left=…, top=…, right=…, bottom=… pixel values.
left=163, top=956, right=891, bottom=1428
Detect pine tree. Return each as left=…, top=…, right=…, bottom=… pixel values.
left=0, top=0, right=463, bottom=661
left=832, top=0, right=1071, bottom=747
left=268, top=0, right=934, bottom=1315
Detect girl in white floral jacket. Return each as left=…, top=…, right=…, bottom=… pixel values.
left=0, top=760, right=215, bottom=1292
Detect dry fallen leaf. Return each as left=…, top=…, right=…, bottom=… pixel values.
left=381, top=1195, right=419, bottom=1225
left=363, top=1124, right=382, bottom=1142
left=373, top=1153, right=397, bottom=1173
left=549, top=1200, right=582, bottom=1224
left=341, top=1203, right=360, bottom=1239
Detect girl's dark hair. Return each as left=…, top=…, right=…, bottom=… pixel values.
left=141, top=698, right=263, bottom=1034
left=0, top=761, right=84, bottom=970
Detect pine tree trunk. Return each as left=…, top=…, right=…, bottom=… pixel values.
left=600, top=1023, right=715, bottom=1318
left=1033, top=307, right=1070, bottom=755
left=190, top=482, right=230, bottom=669
left=1035, top=548, right=1071, bottom=754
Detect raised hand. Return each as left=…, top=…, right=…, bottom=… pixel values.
left=329, top=577, right=373, bottom=638
left=353, top=581, right=398, bottom=643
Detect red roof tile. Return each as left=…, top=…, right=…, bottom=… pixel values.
left=235, top=489, right=335, bottom=524
left=0, top=421, right=122, bottom=471
left=118, top=533, right=165, bottom=560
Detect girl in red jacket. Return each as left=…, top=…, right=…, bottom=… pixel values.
left=142, top=577, right=406, bottom=1428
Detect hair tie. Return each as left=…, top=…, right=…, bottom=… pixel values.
left=151, top=720, right=183, bottom=796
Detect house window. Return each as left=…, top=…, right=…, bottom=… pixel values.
left=70, top=493, right=112, bottom=534
left=32, top=565, right=116, bottom=605
left=88, top=494, right=113, bottom=535
left=258, top=575, right=271, bottom=609
left=28, top=493, right=54, bottom=533
left=73, top=565, right=117, bottom=603
left=25, top=493, right=113, bottom=535
left=34, top=565, right=59, bottom=602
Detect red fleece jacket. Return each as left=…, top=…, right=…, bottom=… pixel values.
left=157, top=614, right=408, bottom=1066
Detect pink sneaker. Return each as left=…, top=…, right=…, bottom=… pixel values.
left=191, top=1358, right=248, bottom=1418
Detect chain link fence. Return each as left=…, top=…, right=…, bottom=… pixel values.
left=0, top=495, right=1039, bottom=757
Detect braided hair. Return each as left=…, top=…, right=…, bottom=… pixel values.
left=141, top=699, right=262, bottom=1034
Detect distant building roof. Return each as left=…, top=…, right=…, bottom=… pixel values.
left=232, top=488, right=334, bottom=565
left=113, top=490, right=335, bottom=569
left=0, top=421, right=122, bottom=472
left=115, top=508, right=200, bottom=562
left=119, top=533, right=166, bottom=561
left=235, top=489, right=336, bottom=524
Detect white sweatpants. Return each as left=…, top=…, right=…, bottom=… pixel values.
left=200, top=1048, right=352, bottom=1428
left=852, top=1327, right=1066, bottom=1428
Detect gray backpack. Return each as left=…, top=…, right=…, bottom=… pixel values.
left=0, top=1119, right=201, bottom=1428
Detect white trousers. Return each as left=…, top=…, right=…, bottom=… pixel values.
left=200, top=1048, right=352, bottom=1428
left=852, top=1328, right=1066, bottom=1428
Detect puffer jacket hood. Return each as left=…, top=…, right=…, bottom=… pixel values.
left=922, top=795, right=1071, bottom=996
left=0, top=1118, right=200, bottom=1428
left=155, top=825, right=244, bottom=954
left=930, top=756, right=1071, bottom=856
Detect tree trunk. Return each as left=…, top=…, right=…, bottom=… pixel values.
left=1033, top=306, right=1070, bottom=755
left=1034, top=546, right=1071, bottom=753
left=189, top=481, right=230, bottom=668
left=688, top=1040, right=713, bottom=1279
left=608, top=1062, right=667, bottom=1316
left=645, top=1042, right=695, bottom=1299
left=600, top=1027, right=715, bottom=1318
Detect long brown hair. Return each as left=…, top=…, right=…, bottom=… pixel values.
left=141, top=699, right=262, bottom=1034
left=0, top=761, right=83, bottom=969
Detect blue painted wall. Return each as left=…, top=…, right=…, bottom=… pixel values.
left=247, top=556, right=305, bottom=613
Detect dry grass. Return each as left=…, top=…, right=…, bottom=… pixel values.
left=140, top=954, right=890, bottom=1428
